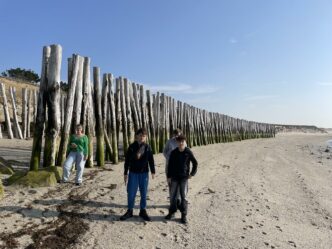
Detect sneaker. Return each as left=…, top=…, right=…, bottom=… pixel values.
left=139, top=209, right=151, bottom=221
left=120, top=209, right=133, bottom=221
left=181, top=213, right=187, bottom=224
left=165, top=212, right=174, bottom=220
left=75, top=182, right=81, bottom=186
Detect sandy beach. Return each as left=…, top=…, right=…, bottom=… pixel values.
left=0, top=133, right=332, bottom=249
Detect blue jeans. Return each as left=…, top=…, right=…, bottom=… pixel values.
left=62, top=151, right=86, bottom=183
left=127, top=172, right=149, bottom=210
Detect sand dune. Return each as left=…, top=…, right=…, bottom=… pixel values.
left=0, top=133, right=332, bottom=249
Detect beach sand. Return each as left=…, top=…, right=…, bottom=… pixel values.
left=0, top=133, right=332, bottom=249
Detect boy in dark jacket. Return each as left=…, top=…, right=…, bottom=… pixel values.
left=120, top=128, right=155, bottom=221
left=165, top=135, right=198, bottom=224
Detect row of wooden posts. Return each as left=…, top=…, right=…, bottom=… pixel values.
left=4, top=44, right=276, bottom=171
left=0, top=83, right=38, bottom=140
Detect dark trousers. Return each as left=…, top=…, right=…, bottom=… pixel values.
left=169, top=178, right=188, bottom=215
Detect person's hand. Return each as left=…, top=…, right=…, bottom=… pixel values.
left=124, top=175, right=128, bottom=185
left=84, top=155, right=88, bottom=161
left=151, top=173, right=155, bottom=180
left=167, top=178, right=171, bottom=185
left=71, top=143, right=77, bottom=149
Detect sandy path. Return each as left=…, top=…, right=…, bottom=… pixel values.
left=0, top=133, right=332, bottom=249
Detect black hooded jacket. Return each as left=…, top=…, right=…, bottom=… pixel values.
left=124, top=141, right=155, bottom=175
left=167, top=147, right=198, bottom=179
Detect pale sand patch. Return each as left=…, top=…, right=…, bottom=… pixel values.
left=0, top=133, right=332, bottom=249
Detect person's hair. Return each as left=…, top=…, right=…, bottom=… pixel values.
left=176, top=134, right=186, bottom=142
left=135, top=128, right=148, bottom=136
left=76, top=124, right=83, bottom=130
left=172, top=128, right=182, bottom=136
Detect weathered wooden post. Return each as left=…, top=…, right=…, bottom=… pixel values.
left=102, top=74, right=109, bottom=129
left=102, top=74, right=111, bottom=160
left=60, top=93, right=65, bottom=130
left=30, top=46, right=50, bottom=171
left=9, top=87, right=23, bottom=139
left=124, top=78, right=134, bottom=144
left=154, top=92, right=160, bottom=153
left=82, top=57, right=94, bottom=168
left=132, top=83, right=142, bottom=128
left=129, top=82, right=140, bottom=132
left=139, top=85, right=146, bottom=129
left=57, top=54, right=81, bottom=167
left=21, top=88, right=28, bottom=138
left=26, top=89, right=32, bottom=138
left=115, top=78, right=121, bottom=148
left=43, top=44, right=62, bottom=167
left=93, top=67, right=105, bottom=167
left=146, top=90, right=157, bottom=153
left=0, top=83, right=14, bottom=139
left=72, top=57, right=84, bottom=131
left=33, top=90, right=38, bottom=123
left=120, top=77, right=129, bottom=155
left=159, top=93, right=166, bottom=152
left=108, top=73, right=118, bottom=164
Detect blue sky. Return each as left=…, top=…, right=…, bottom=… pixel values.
left=1, top=0, right=331, bottom=127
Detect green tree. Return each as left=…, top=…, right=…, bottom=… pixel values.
left=1, top=68, right=40, bottom=82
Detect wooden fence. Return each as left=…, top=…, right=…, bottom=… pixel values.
left=1, top=44, right=276, bottom=170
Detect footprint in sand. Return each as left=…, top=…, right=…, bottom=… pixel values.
left=256, top=222, right=264, bottom=227
left=288, top=241, right=297, bottom=247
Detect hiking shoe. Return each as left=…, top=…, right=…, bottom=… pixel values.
left=120, top=209, right=133, bottom=221
left=139, top=209, right=151, bottom=221
left=165, top=212, right=174, bottom=220
left=181, top=214, right=187, bottom=224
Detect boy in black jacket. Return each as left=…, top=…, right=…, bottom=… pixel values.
left=165, top=135, right=198, bottom=224
left=120, top=128, right=155, bottom=221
